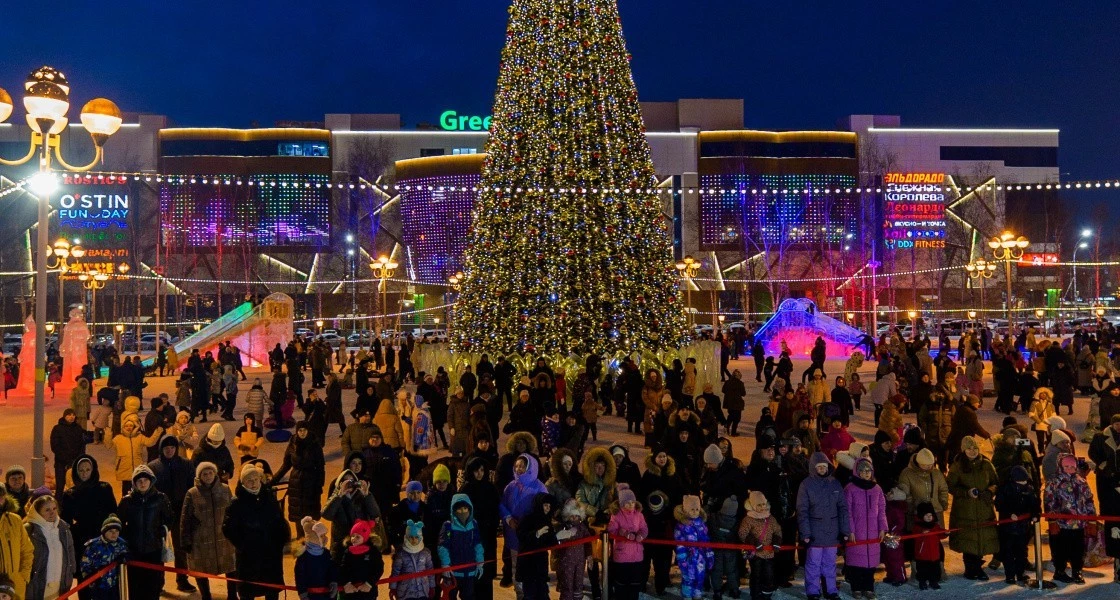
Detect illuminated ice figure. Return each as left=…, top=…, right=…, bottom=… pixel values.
left=754, top=298, right=865, bottom=359
left=58, top=308, right=90, bottom=396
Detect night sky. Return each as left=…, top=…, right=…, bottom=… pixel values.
left=2, top=1, right=1117, bottom=214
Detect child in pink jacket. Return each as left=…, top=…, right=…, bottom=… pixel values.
left=606, top=484, right=647, bottom=600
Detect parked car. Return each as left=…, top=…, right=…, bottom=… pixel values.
left=3, top=333, right=22, bottom=354
left=319, top=332, right=344, bottom=348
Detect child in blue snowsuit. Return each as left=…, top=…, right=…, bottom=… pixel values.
left=674, top=495, right=715, bottom=600
left=439, top=494, right=484, bottom=600
left=80, top=515, right=130, bottom=600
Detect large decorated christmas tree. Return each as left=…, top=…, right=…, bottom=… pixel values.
left=452, top=0, right=687, bottom=356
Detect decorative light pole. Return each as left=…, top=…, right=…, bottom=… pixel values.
left=675, top=255, right=700, bottom=329
left=965, top=258, right=997, bottom=313
left=0, top=67, right=121, bottom=486
left=1071, top=232, right=1090, bottom=301
left=968, top=310, right=978, bottom=329
left=370, top=255, right=399, bottom=336
left=1095, top=306, right=1106, bottom=330
left=989, top=232, right=1030, bottom=335
left=78, top=269, right=110, bottom=339
left=447, top=271, right=463, bottom=338
left=44, top=238, right=85, bottom=324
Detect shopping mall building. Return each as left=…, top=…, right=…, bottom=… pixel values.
left=0, top=100, right=1059, bottom=328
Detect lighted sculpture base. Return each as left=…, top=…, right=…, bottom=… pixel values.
left=754, top=298, right=867, bottom=360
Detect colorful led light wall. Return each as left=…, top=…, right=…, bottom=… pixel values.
left=699, top=173, right=859, bottom=249
left=159, top=174, right=331, bottom=251
left=398, top=173, right=480, bottom=283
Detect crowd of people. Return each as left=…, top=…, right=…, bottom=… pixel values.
left=4, top=324, right=1120, bottom=600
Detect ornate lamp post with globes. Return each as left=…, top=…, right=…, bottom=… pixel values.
left=370, top=255, right=399, bottom=336
left=965, top=258, right=997, bottom=314
left=0, top=67, right=121, bottom=486
left=446, top=271, right=463, bottom=338
left=989, top=232, right=1030, bottom=336
left=675, top=255, right=700, bottom=330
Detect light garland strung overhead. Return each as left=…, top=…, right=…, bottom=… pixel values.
left=30, top=170, right=1120, bottom=196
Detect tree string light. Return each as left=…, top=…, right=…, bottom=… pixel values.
left=449, top=0, right=688, bottom=356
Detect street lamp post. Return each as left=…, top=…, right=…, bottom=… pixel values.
left=1072, top=236, right=1090, bottom=302
left=0, top=67, right=121, bottom=486
left=1035, top=308, right=1046, bottom=332
left=965, top=258, right=997, bottom=313
left=1095, top=306, right=1105, bottom=330
left=369, top=255, right=399, bottom=336
left=447, top=271, right=463, bottom=339
left=968, top=310, right=978, bottom=330
left=989, top=232, right=1030, bottom=336
left=45, top=238, right=85, bottom=324
left=78, top=269, right=109, bottom=340
left=675, top=255, right=700, bottom=330
left=346, top=234, right=357, bottom=336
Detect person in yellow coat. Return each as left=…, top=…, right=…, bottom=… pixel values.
left=0, top=484, right=33, bottom=600
left=111, top=414, right=163, bottom=495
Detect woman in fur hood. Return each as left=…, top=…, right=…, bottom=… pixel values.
left=546, top=448, right=583, bottom=506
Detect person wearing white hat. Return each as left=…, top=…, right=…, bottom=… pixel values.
left=191, top=424, right=235, bottom=482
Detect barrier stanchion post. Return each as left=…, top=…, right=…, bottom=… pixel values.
left=119, top=563, right=128, bottom=600
left=1028, top=519, right=1056, bottom=590
left=601, top=532, right=610, bottom=600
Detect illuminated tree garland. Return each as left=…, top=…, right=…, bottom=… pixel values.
left=451, top=0, right=688, bottom=356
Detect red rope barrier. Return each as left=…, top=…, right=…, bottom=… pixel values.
left=57, top=562, right=118, bottom=600
left=119, top=511, right=1120, bottom=591
left=125, top=534, right=599, bottom=592
left=616, top=512, right=1119, bottom=552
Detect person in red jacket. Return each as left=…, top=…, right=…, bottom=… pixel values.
left=912, top=502, right=948, bottom=590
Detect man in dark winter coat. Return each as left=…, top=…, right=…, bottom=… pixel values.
left=360, top=426, right=402, bottom=532
left=341, top=410, right=377, bottom=458
left=144, top=396, right=178, bottom=460
left=148, top=435, right=198, bottom=592
left=700, top=443, right=748, bottom=516
left=745, top=436, right=782, bottom=512
left=223, top=463, right=290, bottom=599
left=495, top=357, right=517, bottom=410
left=49, top=409, right=86, bottom=495
left=460, top=366, right=478, bottom=401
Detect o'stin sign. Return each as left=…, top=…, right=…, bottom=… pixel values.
left=54, top=175, right=134, bottom=260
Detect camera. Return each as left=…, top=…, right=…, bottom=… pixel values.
left=1014, top=438, right=1031, bottom=447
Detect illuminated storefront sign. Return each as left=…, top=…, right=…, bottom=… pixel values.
left=439, top=110, right=492, bottom=131
left=1018, top=253, right=1059, bottom=266
left=55, top=175, right=134, bottom=261
left=883, top=172, right=946, bottom=250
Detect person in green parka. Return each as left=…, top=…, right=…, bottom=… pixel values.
left=947, top=435, right=1000, bottom=580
